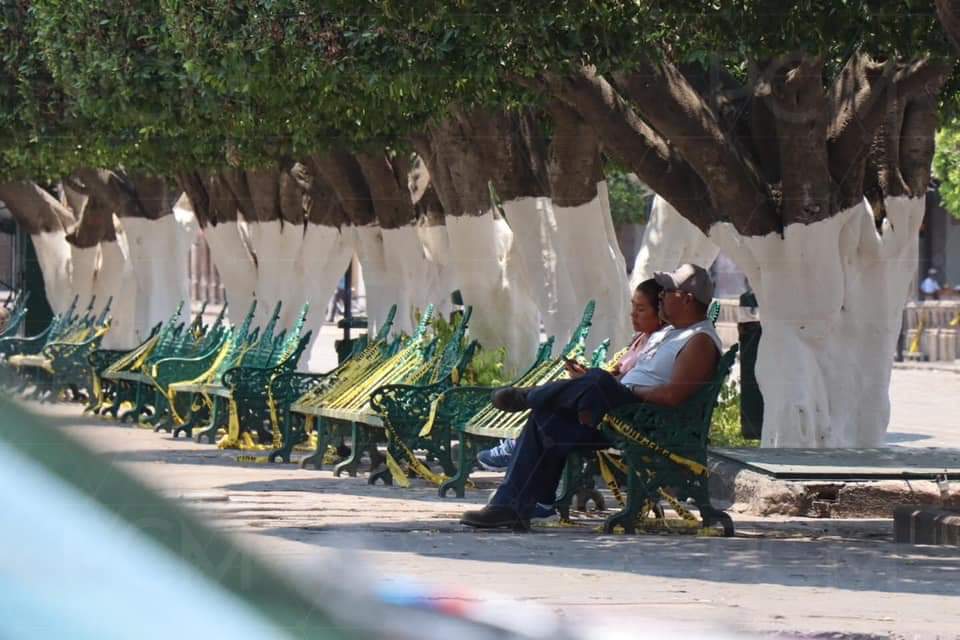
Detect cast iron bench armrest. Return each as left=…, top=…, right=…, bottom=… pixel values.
left=151, top=344, right=225, bottom=387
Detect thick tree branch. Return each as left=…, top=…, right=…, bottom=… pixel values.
left=61, top=176, right=91, bottom=197
left=758, top=56, right=833, bottom=226
left=355, top=150, right=417, bottom=229
left=936, top=0, right=960, bottom=54
left=544, top=99, right=603, bottom=207
left=66, top=195, right=117, bottom=248
left=74, top=168, right=148, bottom=219
left=175, top=171, right=212, bottom=227
left=410, top=132, right=461, bottom=217
left=615, top=60, right=775, bottom=232
left=866, top=58, right=949, bottom=203
left=308, top=151, right=377, bottom=225
left=0, top=181, right=76, bottom=234
left=541, top=68, right=723, bottom=234
left=409, top=154, right=446, bottom=226
left=457, top=107, right=546, bottom=202
left=278, top=165, right=307, bottom=226
left=826, top=53, right=896, bottom=207
left=423, top=115, right=495, bottom=215
left=220, top=169, right=260, bottom=222
left=243, top=167, right=283, bottom=223
left=128, top=173, right=171, bottom=220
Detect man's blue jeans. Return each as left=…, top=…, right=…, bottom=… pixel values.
left=488, top=369, right=640, bottom=517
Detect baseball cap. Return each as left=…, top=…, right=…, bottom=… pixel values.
left=653, top=263, right=714, bottom=305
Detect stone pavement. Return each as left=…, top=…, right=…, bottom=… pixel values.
left=32, top=381, right=960, bottom=639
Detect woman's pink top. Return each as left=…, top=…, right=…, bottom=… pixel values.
left=616, top=326, right=670, bottom=377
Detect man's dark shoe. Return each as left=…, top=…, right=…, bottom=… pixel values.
left=491, top=387, right=529, bottom=413
left=460, top=505, right=530, bottom=531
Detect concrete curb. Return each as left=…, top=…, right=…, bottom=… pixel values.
left=892, top=361, right=960, bottom=374
left=709, top=457, right=960, bottom=518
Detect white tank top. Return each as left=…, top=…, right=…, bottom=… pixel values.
left=619, top=320, right=722, bottom=389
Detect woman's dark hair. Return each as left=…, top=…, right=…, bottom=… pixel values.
left=635, top=278, right=663, bottom=314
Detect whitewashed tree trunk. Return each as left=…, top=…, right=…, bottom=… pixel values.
left=96, top=233, right=138, bottom=349
left=709, top=196, right=923, bottom=447
left=381, top=225, right=435, bottom=334
left=29, top=231, right=74, bottom=314
left=550, top=186, right=632, bottom=351
left=416, top=222, right=455, bottom=320
left=120, top=215, right=194, bottom=343
left=631, top=195, right=720, bottom=288
left=199, top=220, right=258, bottom=325
left=445, top=211, right=540, bottom=371
left=502, top=196, right=583, bottom=345
left=352, top=225, right=400, bottom=336
left=245, top=220, right=305, bottom=328
left=297, top=224, right=352, bottom=371
left=69, top=245, right=99, bottom=306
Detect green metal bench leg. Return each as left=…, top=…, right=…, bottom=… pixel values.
left=301, top=416, right=329, bottom=470
left=196, top=397, right=224, bottom=444
left=269, top=411, right=303, bottom=464
left=368, top=438, right=399, bottom=486
left=602, top=463, right=645, bottom=534
left=574, top=459, right=606, bottom=513
left=119, top=382, right=144, bottom=423
left=699, top=504, right=735, bottom=537
left=439, top=436, right=475, bottom=498
left=333, top=422, right=363, bottom=478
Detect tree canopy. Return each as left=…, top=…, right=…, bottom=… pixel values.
left=0, top=0, right=956, bottom=233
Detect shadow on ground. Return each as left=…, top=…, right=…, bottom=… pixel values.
left=246, top=516, right=960, bottom=598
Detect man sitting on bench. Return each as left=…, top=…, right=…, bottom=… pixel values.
left=461, top=263, right=722, bottom=530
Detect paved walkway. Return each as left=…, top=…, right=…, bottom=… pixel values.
left=34, top=363, right=960, bottom=639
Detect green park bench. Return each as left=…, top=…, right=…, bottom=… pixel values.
left=95, top=302, right=227, bottom=424
left=368, top=303, right=601, bottom=489
left=597, top=344, right=738, bottom=536
left=84, top=300, right=217, bottom=413
left=5, top=297, right=113, bottom=402
left=0, top=290, right=30, bottom=340
left=166, top=301, right=310, bottom=445
left=90, top=300, right=188, bottom=419
left=0, top=294, right=83, bottom=388
left=428, top=301, right=598, bottom=499
left=214, top=303, right=314, bottom=450
left=161, top=300, right=264, bottom=440
left=265, top=305, right=399, bottom=464
left=369, top=335, right=559, bottom=488
left=291, top=305, right=478, bottom=478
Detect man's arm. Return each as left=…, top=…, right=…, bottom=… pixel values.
left=631, top=333, right=719, bottom=407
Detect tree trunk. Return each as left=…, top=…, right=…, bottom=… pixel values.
left=710, top=196, right=922, bottom=446
left=445, top=210, right=540, bottom=370
left=629, top=196, right=719, bottom=288
left=512, top=101, right=633, bottom=351
left=299, top=224, right=353, bottom=370
left=410, top=156, right=455, bottom=318
left=97, top=231, right=139, bottom=349
left=415, top=220, right=455, bottom=319
left=177, top=175, right=260, bottom=325
left=418, top=115, right=542, bottom=368
left=0, top=181, right=77, bottom=313
left=120, top=212, right=194, bottom=342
